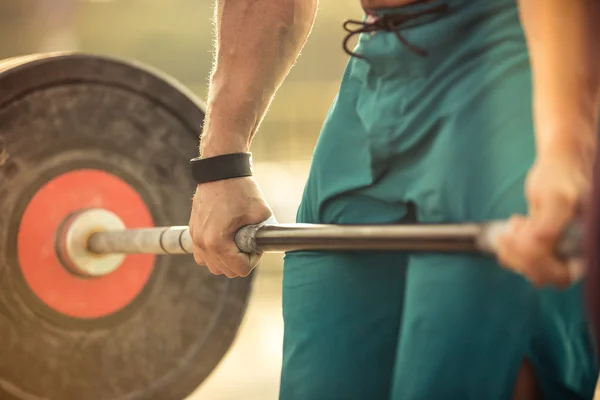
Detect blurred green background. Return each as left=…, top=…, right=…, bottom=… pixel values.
left=0, top=1, right=364, bottom=399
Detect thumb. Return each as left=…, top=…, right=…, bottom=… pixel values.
left=247, top=252, right=262, bottom=270
left=221, top=251, right=257, bottom=277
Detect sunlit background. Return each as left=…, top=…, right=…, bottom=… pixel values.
left=0, top=1, right=362, bottom=398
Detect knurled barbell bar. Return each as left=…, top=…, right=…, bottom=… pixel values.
left=55, top=208, right=582, bottom=278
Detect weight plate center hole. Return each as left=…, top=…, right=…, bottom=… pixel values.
left=56, top=208, right=127, bottom=278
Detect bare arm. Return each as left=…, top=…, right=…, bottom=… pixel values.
left=518, top=0, right=600, bottom=166
left=200, top=0, right=319, bottom=157
left=497, top=1, right=600, bottom=287
left=188, top=0, right=318, bottom=277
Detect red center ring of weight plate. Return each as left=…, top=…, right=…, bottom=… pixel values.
left=17, top=169, right=156, bottom=319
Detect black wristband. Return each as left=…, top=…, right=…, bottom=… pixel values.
left=190, top=152, right=253, bottom=184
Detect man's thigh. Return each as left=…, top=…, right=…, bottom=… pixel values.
left=386, top=125, right=596, bottom=399
left=279, top=251, right=407, bottom=400
left=391, top=253, right=537, bottom=400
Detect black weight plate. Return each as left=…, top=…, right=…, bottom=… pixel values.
left=0, top=52, right=254, bottom=400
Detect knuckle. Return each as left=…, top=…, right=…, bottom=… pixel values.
left=206, top=264, right=223, bottom=275
left=249, top=254, right=262, bottom=269
left=519, top=250, right=540, bottom=268
left=237, top=267, right=252, bottom=278
left=193, top=253, right=205, bottom=266
left=191, top=232, right=205, bottom=248
left=554, top=189, right=578, bottom=208
left=204, top=235, right=224, bottom=250
left=222, top=270, right=237, bottom=279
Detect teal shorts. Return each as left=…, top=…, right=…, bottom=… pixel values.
left=280, top=0, right=598, bottom=399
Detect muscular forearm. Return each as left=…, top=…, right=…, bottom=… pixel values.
left=518, top=0, right=600, bottom=165
left=200, top=0, right=318, bottom=157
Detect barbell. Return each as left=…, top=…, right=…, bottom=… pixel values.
left=56, top=208, right=583, bottom=278
left=0, top=52, right=594, bottom=400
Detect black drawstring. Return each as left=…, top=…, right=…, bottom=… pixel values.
left=343, top=1, right=449, bottom=59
